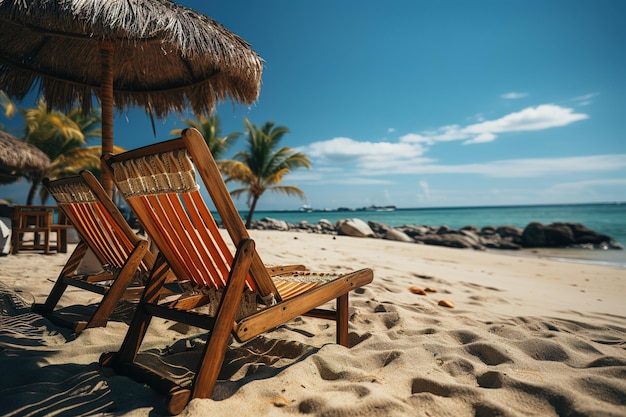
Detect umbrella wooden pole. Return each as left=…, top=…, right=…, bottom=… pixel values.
left=100, top=41, right=114, bottom=197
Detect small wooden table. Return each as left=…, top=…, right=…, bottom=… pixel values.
left=10, top=205, right=72, bottom=254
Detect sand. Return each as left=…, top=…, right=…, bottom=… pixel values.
left=1, top=229, right=625, bottom=416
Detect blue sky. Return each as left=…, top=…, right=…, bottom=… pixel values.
left=2, top=0, right=625, bottom=210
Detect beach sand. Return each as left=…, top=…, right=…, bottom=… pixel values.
left=1, top=229, right=625, bottom=416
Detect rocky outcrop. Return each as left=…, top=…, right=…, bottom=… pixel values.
left=252, top=217, right=290, bottom=231
left=413, top=233, right=483, bottom=249
left=336, top=218, right=375, bottom=237
left=248, top=217, right=622, bottom=252
left=384, top=229, right=414, bottom=242
left=522, top=222, right=619, bottom=249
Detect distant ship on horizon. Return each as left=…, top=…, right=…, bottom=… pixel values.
left=336, top=205, right=396, bottom=212
left=300, top=204, right=396, bottom=213
left=361, top=205, right=396, bottom=212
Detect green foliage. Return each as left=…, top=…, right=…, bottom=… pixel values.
left=170, top=114, right=240, bottom=160
left=0, top=90, right=16, bottom=119
left=20, top=100, right=85, bottom=160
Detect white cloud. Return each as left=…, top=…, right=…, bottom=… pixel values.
left=572, top=92, right=599, bottom=102
left=546, top=178, right=626, bottom=193
left=308, top=176, right=395, bottom=185
left=470, top=113, right=485, bottom=122
left=429, top=124, right=468, bottom=142
left=462, top=104, right=588, bottom=135
left=377, top=154, right=626, bottom=178
left=399, top=133, right=433, bottom=144
left=463, top=132, right=496, bottom=145
left=410, top=104, right=588, bottom=145
left=302, top=137, right=431, bottom=170
left=300, top=104, right=595, bottom=181
left=540, top=178, right=626, bottom=202
left=570, top=92, right=599, bottom=107
left=501, top=92, right=528, bottom=99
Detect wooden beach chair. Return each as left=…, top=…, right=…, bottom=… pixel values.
left=99, top=128, right=374, bottom=414
left=33, top=171, right=156, bottom=334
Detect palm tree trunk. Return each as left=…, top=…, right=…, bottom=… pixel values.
left=245, top=195, right=260, bottom=228
left=26, top=179, right=40, bottom=205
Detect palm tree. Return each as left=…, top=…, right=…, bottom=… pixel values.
left=20, top=100, right=104, bottom=204
left=67, top=107, right=102, bottom=142
left=221, top=118, right=311, bottom=228
left=20, top=100, right=85, bottom=204
left=170, top=115, right=240, bottom=161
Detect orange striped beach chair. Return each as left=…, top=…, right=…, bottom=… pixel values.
left=99, top=128, right=374, bottom=414
left=34, top=171, right=157, bottom=333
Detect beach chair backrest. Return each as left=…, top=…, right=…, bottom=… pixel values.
left=104, top=138, right=258, bottom=291
left=45, top=171, right=151, bottom=275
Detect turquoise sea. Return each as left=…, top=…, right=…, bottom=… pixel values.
left=243, top=203, right=626, bottom=267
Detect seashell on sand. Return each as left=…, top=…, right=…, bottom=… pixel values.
left=409, top=286, right=427, bottom=295
left=438, top=299, right=455, bottom=308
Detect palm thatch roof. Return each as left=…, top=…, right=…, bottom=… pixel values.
left=0, top=130, right=50, bottom=183
left=0, top=0, right=263, bottom=118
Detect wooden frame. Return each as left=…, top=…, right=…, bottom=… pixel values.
left=100, top=128, right=374, bottom=414
left=33, top=171, right=157, bottom=333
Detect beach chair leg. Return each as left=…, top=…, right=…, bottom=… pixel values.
left=85, top=241, right=148, bottom=329
left=33, top=242, right=88, bottom=313
left=74, top=320, right=89, bottom=334
left=190, top=239, right=254, bottom=401
left=112, top=303, right=154, bottom=364
left=113, top=254, right=170, bottom=364
left=43, top=228, right=51, bottom=254
left=166, top=387, right=192, bottom=416
left=336, top=294, right=349, bottom=347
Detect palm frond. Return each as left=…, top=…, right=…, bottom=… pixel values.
left=0, top=89, right=16, bottom=119
left=268, top=185, right=307, bottom=199
left=264, top=167, right=291, bottom=185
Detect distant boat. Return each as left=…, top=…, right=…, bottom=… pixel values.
left=299, top=205, right=313, bottom=212
left=358, top=205, right=396, bottom=212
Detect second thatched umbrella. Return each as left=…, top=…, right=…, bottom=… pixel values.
left=0, top=0, right=263, bottom=194
left=0, top=130, right=50, bottom=184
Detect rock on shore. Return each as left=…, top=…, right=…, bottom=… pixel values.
left=249, top=217, right=622, bottom=251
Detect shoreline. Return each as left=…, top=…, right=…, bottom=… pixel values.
left=248, top=217, right=626, bottom=266
left=494, top=247, right=626, bottom=268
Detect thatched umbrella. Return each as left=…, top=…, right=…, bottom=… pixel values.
left=0, top=130, right=51, bottom=184
left=0, top=0, right=263, bottom=194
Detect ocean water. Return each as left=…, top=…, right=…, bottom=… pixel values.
left=243, top=203, right=626, bottom=266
